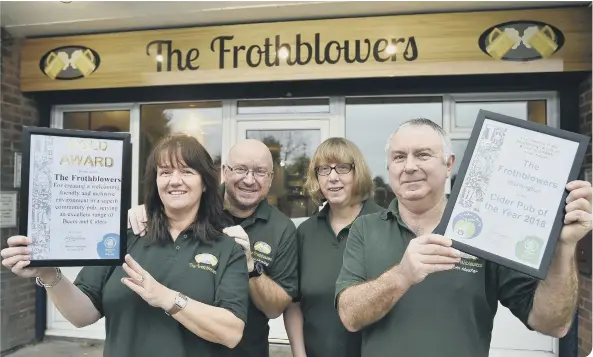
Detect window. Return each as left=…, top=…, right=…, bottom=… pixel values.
left=245, top=129, right=322, bottom=218
left=450, top=99, right=549, bottom=188
left=345, top=97, right=443, bottom=208
left=453, top=100, right=546, bottom=131
left=138, top=102, right=223, bottom=204
left=63, top=110, right=130, bottom=132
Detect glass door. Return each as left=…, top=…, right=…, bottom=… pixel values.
left=236, top=119, right=330, bottom=227
left=48, top=104, right=136, bottom=340
left=235, top=119, right=330, bottom=343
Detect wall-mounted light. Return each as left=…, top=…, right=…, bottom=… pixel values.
left=156, top=54, right=163, bottom=62
left=385, top=44, right=397, bottom=55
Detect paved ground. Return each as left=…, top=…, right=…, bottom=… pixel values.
left=4, top=340, right=103, bottom=357
left=4, top=339, right=293, bottom=357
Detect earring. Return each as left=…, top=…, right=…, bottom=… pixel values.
left=203, top=188, right=206, bottom=192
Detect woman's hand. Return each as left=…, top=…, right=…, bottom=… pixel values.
left=1, top=235, right=55, bottom=279
left=121, top=254, right=176, bottom=311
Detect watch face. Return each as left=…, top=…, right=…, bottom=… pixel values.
left=175, top=294, right=188, bottom=308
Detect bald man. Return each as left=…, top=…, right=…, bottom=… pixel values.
left=128, top=139, right=298, bottom=357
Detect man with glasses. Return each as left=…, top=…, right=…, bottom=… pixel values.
left=128, top=139, right=298, bottom=357
left=220, top=139, right=298, bottom=357
left=334, top=118, right=592, bottom=357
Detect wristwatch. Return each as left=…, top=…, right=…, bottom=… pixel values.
left=166, top=292, right=188, bottom=316
left=249, top=261, right=265, bottom=279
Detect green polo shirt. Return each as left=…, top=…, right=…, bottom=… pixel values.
left=221, top=187, right=299, bottom=357
left=74, top=228, right=249, bottom=357
left=335, top=199, right=539, bottom=357
left=295, top=199, right=383, bottom=357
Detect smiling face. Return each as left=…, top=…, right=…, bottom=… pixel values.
left=304, top=137, right=374, bottom=209
left=223, top=139, right=274, bottom=214
left=387, top=125, right=454, bottom=204
left=316, top=163, right=356, bottom=207
left=156, top=157, right=204, bottom=215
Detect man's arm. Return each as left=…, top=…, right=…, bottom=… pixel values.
left=503, top=180, right=592, bottom=338
left=337, top=264, right=410, bottom=332
left=249, top=273, right=292, bottom=319
left=528, top=242, right=579, bottom=337
left=335, top=222, right=460, bottom=332
left=249, top=225, right=298, bottom=319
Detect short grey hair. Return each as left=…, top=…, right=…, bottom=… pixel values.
left=384, top=118, right=453, bottom=169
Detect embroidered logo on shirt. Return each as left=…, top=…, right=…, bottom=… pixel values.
left=252, top=241, right=272, bottom=267
left=453, top=252, right=484, bottom=274
left=189, top=253, right=218, bottom=274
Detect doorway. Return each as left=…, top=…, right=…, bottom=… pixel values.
left=230, top=109, right=336, bottom=342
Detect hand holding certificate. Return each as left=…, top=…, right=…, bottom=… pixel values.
left=436, top=110, right=591, bottom=279
left=19, top=127, right=132, bottom=267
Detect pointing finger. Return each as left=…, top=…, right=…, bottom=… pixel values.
left=124, top=254, right=147, bottom=276
left=122, top=262, right=144, bottom=283
left=122, top=277, right=145, bottom=294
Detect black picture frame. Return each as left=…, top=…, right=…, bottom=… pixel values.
left=435, top=110, right=590, bottom=280
left=20, top=126, right=132, bottom=267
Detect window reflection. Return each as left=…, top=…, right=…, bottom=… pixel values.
left=454, top=100, right=547, bottom=128
left=450, top=140, right=469, bottom=189
left=246, top=129, right=321, bottom=218
left=139, top=102, right=223, bottom=204
left=450, top=100, right=548, bottom=191
left=345, top=97, right=443, bottom=208
left=63, top=111, right=130, bottom=132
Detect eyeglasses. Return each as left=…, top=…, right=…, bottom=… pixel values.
left=226, top=165, right=272, bottom=178
left=315, top=163, right=354, bottom=176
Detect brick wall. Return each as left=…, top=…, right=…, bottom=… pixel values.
left=0, top=28, right=40, bottom=352
left=578, top=74, right=592, bottom=357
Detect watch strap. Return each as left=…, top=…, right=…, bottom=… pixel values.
left=249, top=262, right=265, bottom=278
left=249, top=268, right=261, bottom=279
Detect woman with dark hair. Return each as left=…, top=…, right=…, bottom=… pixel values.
left=1, top=133, right=249, bottom=357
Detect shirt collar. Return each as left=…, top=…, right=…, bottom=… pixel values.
left=380, top=198, right=399, bottom=220
left=380, top=198, right=414, bottom=230
left=219, top=183, right=271, bottom=222
left=317, top=198, right=379, bottom=221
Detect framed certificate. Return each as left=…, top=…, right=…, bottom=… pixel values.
left=20, top=127, right=132, bottom=267
left=435, top=110, right=590, bottom=280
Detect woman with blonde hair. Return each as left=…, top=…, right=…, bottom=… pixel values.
left=284, top=137, right=383, bottom=357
